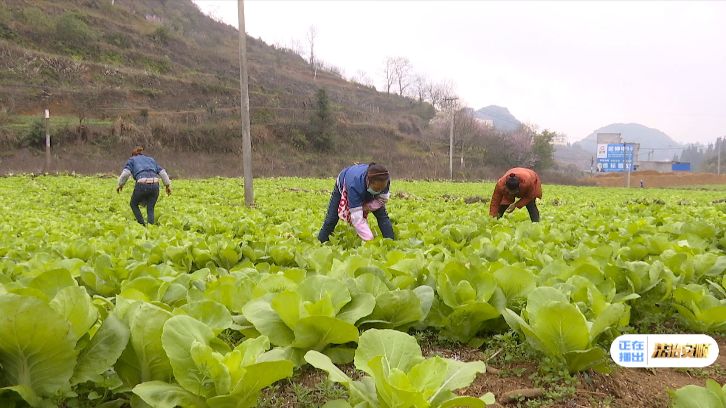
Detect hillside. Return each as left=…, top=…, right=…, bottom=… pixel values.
left=0, top=0, right=450, bottom=177
left=0, top=0, right=577, bottom=182
left=574, top=123, right=682, bottom=161
left=554, top=143, right=592, bottom=170
left=473, top=105, right=521, bottom=132
left=0, top=0, right=430, bottom=120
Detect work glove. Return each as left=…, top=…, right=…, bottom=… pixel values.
left=505, top=203, right=516, bottom=213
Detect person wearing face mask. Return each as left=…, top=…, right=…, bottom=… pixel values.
left=318, top=162, right=394, bottom=242
left=489, top=167, right=542, bottom=222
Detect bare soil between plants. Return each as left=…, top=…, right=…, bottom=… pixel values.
left=261, top=336, right=725, bottom=408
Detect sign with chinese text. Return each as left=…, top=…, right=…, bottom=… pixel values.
left=611, top=334, right=719, bottom=368
left=596, top=143, right=635, bottom=173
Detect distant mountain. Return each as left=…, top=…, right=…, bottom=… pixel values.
left=574, top=123, right=682, bottom=161
left=473, top=105, right=522, bottom=132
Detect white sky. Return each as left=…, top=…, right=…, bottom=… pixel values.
left=193, top=0, right=726, bottom=144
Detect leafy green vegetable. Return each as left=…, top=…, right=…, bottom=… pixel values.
left=243, top=275, right=374, bottom=365
left=0, top=294, right=77, bottom=406
left=669, top=379, right=726, bottom=408
left=502, top=287, right=624, bottom=372
left=132, top=315, right=293, bottom=407
left=2, top=175, right=726, bottom=405
left=306, top=329, right=494, bottom=407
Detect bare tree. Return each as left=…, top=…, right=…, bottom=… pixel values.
left=73, top=91, right=103, bottom=142
left=307, top=26, right=318, bottom=79
left=412, top=74, right=428, bottom=103
left=353, top=70, right=374, bottom=88
left=454, top=108, right=487, bottom=169
left=503, top=124, right=537, bottom=167
left=426, top=80, right=455, bottom=110
left=382, top=56, right=414, bottom=96
left=439, top=86, right=460, bottom=112
left=382, top=57, right=395, bottom=94
left=391, top=56, right=412, bottom=96
left=425, top=82, right=442, bottom=109
left=288, top=38, right=304, bottom=57
left=521, top=122, right=540, bottom=133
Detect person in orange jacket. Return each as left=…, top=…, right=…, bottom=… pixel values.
left=489, top=167, right=542, bottom=222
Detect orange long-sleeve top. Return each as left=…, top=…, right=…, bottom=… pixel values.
left=489, top=167, right=542, bottom=217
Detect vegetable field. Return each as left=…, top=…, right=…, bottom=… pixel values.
left=0, top=176, right=724, bottom=408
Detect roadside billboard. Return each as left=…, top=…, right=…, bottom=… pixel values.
left=596, top=143, right=636, bottom=172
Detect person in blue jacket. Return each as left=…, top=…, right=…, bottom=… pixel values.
left=116, top=146, right=172, bottom=225
left=318, top=163, right=394, bottom=242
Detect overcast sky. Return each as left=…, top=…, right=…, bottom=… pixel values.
left=194, top=0, right=726, bottom=144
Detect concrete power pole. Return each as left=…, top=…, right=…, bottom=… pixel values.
left=449, top=112, right=454, bottom=179
left=623, top=141, right=631, bottom=188
left=718, top=138, right=722, bottom=176
left=443, top=97, right=458, bottom=180
left=44, top=109, right=50, bottom=172
left=237, top=0, right=253, bottom=206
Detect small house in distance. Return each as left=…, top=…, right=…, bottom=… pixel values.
left=637, top=161, right=691, bottom=172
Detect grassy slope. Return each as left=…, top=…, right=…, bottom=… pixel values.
left=0, top=0, right=432, bottom=130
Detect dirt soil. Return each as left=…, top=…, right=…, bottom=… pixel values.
left=445, top=335, right=726, bottom=408
left=587, top=171, right=726, bottom=188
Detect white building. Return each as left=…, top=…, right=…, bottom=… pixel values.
left=475, top=118, right=494, bottom=127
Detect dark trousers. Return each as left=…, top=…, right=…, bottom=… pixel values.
left=318, top=186, right=394, bottom=242
left=498, top=200, right=540, bottom=222
left=130, top=183, right=160, bottom=225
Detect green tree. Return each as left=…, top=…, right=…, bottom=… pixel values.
left=307, top=88, right=335, bottom=151
left=21, top=119, right=45, bottom=148
left=532, top=129, right=556, bottom=171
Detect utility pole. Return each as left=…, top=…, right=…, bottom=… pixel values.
left=44, top=109, right=50, bottom=172
left=443, top=97, right=458, bottom=180
left=460, top=137, right=464, bottom=169
left=623, top=141, right=632, bottom=188
left=237, top=0, right=253, bottom=206
left=449, top=112, right=454, bottom=179
left=718, top=137, right=722, bottom=176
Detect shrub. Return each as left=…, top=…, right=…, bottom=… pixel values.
left=21, top=119, right=46, bottom=149
left=149, top=25, right=172, bottom=45
left=21, top=7, right=53, bottom=32
left=104, top=32, right=132, bottom=49
left=142, top=55, right=171, bottom=74
left=0, top=6, right=10, bottom=24
left=0, top=21, right=14, bottom=40
left=55, top=12, right=97, bottom=48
